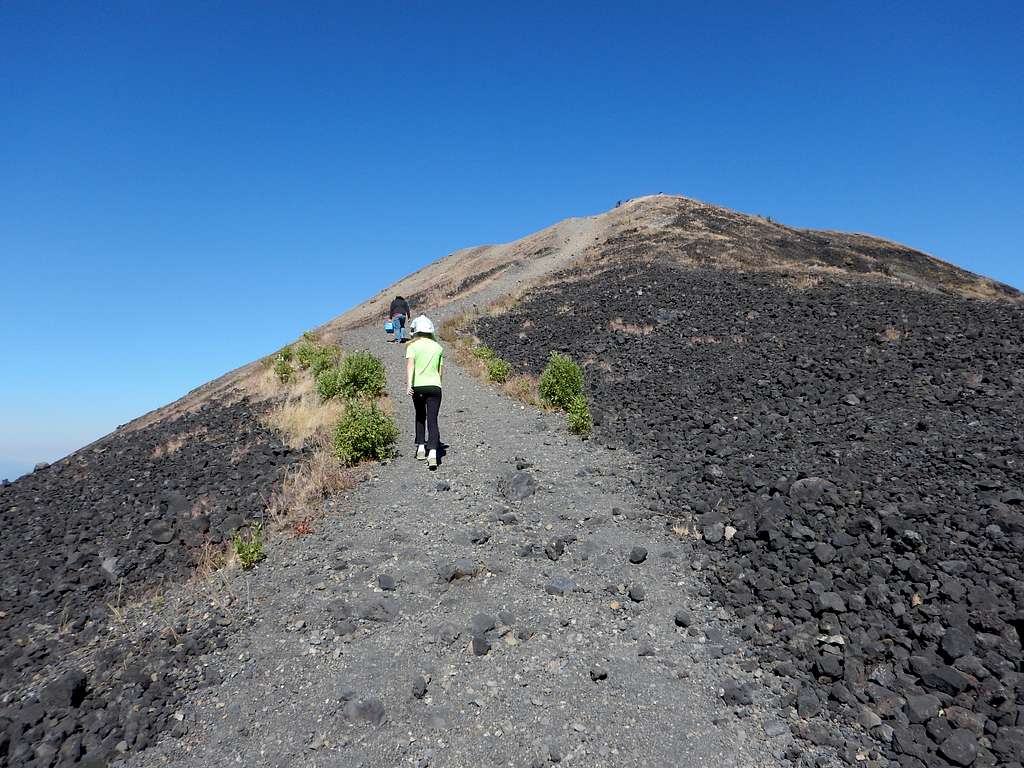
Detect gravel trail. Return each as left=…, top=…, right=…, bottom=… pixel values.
left=128, top=323, right=789, bottom=768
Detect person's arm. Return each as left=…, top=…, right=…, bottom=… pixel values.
left=406, top=355, right=415, bottom=396
left=438, top=349, right=444, bottom=383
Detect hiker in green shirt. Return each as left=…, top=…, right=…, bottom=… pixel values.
left=405, top=315, right=444, bottom=468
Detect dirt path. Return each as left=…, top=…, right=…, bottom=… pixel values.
left=128, top=323, right=791, bottom=768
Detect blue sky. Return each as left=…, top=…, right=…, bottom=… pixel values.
left=1, top=2, right=1021, bottom=479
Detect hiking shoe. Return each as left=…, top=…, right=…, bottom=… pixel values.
left=427, top=450, right=438, bottom=468
left=416, top=444, right=426, bottom=460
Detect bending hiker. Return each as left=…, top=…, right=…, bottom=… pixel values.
left=406, top=315, right=443, bottom=468
left=388, top=295, right=411, bottom=343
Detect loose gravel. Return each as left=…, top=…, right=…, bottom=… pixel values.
left=124, top=325, right=790, bottom=768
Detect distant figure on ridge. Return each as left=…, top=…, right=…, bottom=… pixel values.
left=388, top=295, right=411, bottom=343
left=406, top=315, right=444, bottom=468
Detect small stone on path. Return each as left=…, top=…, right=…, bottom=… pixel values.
left=412, top=676, right=428, bottom=699
left=470, top=612, right=496, bottom=634
left=629, top=546, right=648, bottom=564
left=471, top=635, right=491, bottom=656
left=544, top=577, right=575, bottom=596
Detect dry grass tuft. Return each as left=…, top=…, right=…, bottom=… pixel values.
left=960, top=278, right=1015, bottom=302
left=609, top=318, right=653, bottom=336
left=229, top=442, right=253, bottom=465
left=248, top=364, right=289, bottom=401
left=193, top=537, right=230, bottom=579
left=267, top=441, right=356, bottom=526
left=151, top=436, right=186, bottom=459
left=502, top=373, right=543, bottom=406
left=151, top=428, right=207, bottom=459
left=438, top=309, right=478, bottom=343
left=880, top=326, right=905, bottom=342
left=264, top=388, right=346, bottom=450
left=437, top=287, right=532, bottom=344
left=687, top=334, right=747, bottom=346
left=671, top=523, right=700, bottom=539
left=787, top=274, right=822, bottom=290
left=489, top=290, right=527, bottom=316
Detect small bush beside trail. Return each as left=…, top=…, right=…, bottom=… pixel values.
left=309, top=345, right=340, bottom=377
left=274, top=357, right=295, bottom=383
left=332, top=400, right=398, bottom=465
left=315, top=367, right=344, bottom=401
left=294, top=339, right=319, bottom=369
left=472, top=344, right=497, bottom=360
left=486, top=357, right=512, bottom=383
left=296, top=339, right=340, bottom=377
left=232, top=523, right=265, bottom=569
left=539, top=352, right=584, bottom=410
left=566, top=393, right=592, bottom=435
left=339, top=351, right=387, bottom=398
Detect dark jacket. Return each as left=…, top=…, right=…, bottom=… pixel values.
left=389, top=297, right=411, bottom=318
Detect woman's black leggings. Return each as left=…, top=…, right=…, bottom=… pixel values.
left=412, top=386, right=442, bottom=451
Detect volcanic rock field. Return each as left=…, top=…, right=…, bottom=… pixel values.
left=475, top=257, right=1024, bottom=767
left=0, top=399, right=300, bottom=767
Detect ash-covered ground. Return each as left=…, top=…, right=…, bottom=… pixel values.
left=476, top=260, right=1024, bottom=768
left=0, top=398, right=299, bottom=767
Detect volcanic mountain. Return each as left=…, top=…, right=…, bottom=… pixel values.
left=2, top=195, right=1021, bottom=768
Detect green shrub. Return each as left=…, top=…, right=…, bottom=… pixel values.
left=338, top=351, right=387, bottom=398
left=472, top=344, right=497, bottom=360
left=316, top=366, right=343, bottom=400
left=486, top=357, right=512, bottom=383
left=274, top=357, right=295, bottom=384
left=539, top=352, right=584, bottom=410
left=266, top=345, right=293, bottom=367
left=232, top=523, right=265, bottom=569
left=302, top=331, right=319, bottom=343
left=294, top=337, right=340, bottom=377
left=309, top=345, right=340, bottom=378
left=294, top=339, right=319, bottom=370
left=566, top=393, right=592, bottom=435
left=332, top=400, right=399, bottom=466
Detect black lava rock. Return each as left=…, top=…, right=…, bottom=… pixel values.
left=721, top=680, right=754, bottom=706
left=474, top=254, right=1024, bottom=767
left=471, top=635, right=491, bottom=656
left=939, top=729, right=979, bottom=766
left=0, top=396, right=298, bottom=764
left=412, top=676, right=428, bottom=699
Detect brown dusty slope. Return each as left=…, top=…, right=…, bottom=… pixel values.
left=124, top=194, right=1019, bottom=433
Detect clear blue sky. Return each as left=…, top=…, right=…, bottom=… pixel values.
left=1, top=2, right=1021, bottom=479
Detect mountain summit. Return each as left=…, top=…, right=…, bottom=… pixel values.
left=2, top=195, right=1021, bottom=768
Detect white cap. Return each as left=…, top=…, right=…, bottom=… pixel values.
left=410, top=315, right=435, bottom=335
